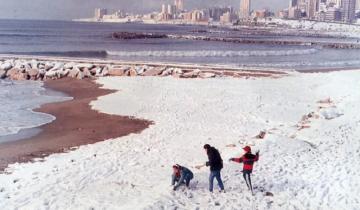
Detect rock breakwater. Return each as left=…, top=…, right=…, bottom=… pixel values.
left=0, top=58, right=286, bottom=81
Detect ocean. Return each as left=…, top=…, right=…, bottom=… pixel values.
left=0, top=19, right=360, bottom=141
left=1, top=19, right=360, bottom=70
left=0, top=80, right=69, bottom=143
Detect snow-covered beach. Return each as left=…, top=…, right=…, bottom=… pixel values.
left=0, top=69, right=359, bottom=210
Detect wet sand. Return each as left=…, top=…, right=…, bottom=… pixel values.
left=0, top=78, right=152, bottom=171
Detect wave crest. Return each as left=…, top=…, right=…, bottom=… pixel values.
left=107, top=49, right=318, bottom=57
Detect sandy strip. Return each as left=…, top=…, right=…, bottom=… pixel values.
left=0, top=78, right=152, bottom=171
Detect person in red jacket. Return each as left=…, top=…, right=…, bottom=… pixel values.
left=229, top=146, right=259, bottom=194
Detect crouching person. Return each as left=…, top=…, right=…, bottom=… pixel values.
left=171, top=164, right=194, bottom=191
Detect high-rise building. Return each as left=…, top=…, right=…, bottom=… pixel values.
left=341, top=0, right=356, bottom=22
left=307, top=0, right=319, bottom=19
left=162, top=4, right=167, bottom=14
left=356, top=0, right=360, bottom=10
left=168, top=5, right=177, bottom=15
left=289, top=7, right=302, bottom=18
left=175, top=0, right=184, bottom=11
left=220, top=12, right=237, bottom=23
left=335, top=0, right=342, bottom=7
left=289, top=0, right=298, bottom=8
left=240, top=0, right=251, bottom=18
left=94, top=8, right=107, bottom=19
left=208, top=7, right=233, bottom=21
left=325, top=7, right=342, bottom=21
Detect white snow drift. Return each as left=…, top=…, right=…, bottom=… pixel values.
left=0, top=70, right=360, bottom=210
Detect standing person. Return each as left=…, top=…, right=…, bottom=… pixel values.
left=229, top=146, right=259, bottom=194
left=171, top=164, right=194, bottom=191
left=203, top=144, right=225, bottom=192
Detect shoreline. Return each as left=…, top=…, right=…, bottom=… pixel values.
left=0, top=78, right=152, bottom=172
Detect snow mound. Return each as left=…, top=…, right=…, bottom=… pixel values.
left=320, top=107, right=344, bottom=120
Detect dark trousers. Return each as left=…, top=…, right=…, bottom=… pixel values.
left=243, top=170, right=253, bottom=192
left=209, top=170, right=225, bottom=192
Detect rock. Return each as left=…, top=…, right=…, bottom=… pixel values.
left=142, top=67, right=164, bottom=76
left=30, top=60, right=38, bottom=69
left=83, top=68, right=92, bottom=78
left=199, top=72, right=216, bottom=78
left=50, top=62, right=64, bottom=71
left=28, top=69, right=39, bottom=78
left=6, top=68, right=19, bottom=77
left=111, top=32, right=167, bottom=40
left=320, top=108, right=343, bottom=120
left=63, top=69, right=70, bottom=77
left=172, top=68, right=183, bottom=78
left=173, top=68, right=183, bottom=74
left=128, top=68, right=138, bottom=77
left=76, top=63, right=94, bottom=69
left=108, top=68, right=127, bottom=76
left=135, top=65, right=147, bottom=75
left=101, top=67, right=109, bottom=76
left=256, top=131, right=266, bottom=139
left=0, top=62, right=13, bottom=71
left=0, top=70, right=6, bottom=79
left=38, top=63, right=45, bottom=70
left=44, top=62, right=55, bottom=71
left=94, top=67, right=103, bottom=77
left=64, top=62, right=76, bottom=69
left=90, top=67, right=100, bottom=75
left=45, top=70, right=57, bottom=79
left=13, top=62, right=24, bottom=71
left=161, top=68, right=173, bottom=76
left=265, top=192, right=274, bottom=196
left=182, top=71, right=199, bottom=78
left=56, top=69, right=69, bottom=78
left=172, top=73, right=181, bottom=78
left=68, top=68, right=80, bottom=78
left=38, top=69, right=47, bottom=76
left=11, top=72, right=28, bottom=81
left=76, top=71, right=84, bottom=80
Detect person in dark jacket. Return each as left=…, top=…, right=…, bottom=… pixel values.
left=229, top=146, right=259, bottom=194
left=203, top=144, right=225, bottom=192
left=171, top=164, right=194, bottom=191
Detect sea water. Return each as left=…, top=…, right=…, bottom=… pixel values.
left=0, top=80, right=70, bottom=143
left=1, top=19, right=360, bottom=70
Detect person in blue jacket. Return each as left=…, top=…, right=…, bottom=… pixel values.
left=171, top=164, right=194, bottom=191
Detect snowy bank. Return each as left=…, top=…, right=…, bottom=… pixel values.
left=0, top=70, right=360, bottom=209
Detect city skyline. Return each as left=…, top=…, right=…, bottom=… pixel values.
left=0, top=0, right=287, bottom=20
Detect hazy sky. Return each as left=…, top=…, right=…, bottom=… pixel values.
left=0, top=0, right=287, bottom=20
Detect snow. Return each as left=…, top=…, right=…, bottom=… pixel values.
left=260, top=18, right=360, bottom=39
left=1, top=70, right=360, bottom=209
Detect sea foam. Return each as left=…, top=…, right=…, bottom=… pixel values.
left=107, top=48, right=318, bottom=57
left=0, top=80, right=70, bottom=141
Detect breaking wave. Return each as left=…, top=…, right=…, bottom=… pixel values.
left=107, top=49, right=318, bottom=57
left=240, top=60, right=360, bottom=69
left=4, top=50, right=108, bottom=58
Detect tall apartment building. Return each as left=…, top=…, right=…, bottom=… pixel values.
left=325, top=7, right=342, bottom=21
left=175, top=0, right=184, bottom=11
left=168, top=5, right=177, bottom=15
left=289, top=0, right=298, bottom=8
left=95, top=8, right=107, bottom=19
left=307, top=0, right=319, bottom=19
left=208, top=7, right=233, bottom=21
left=240, top=0, right=251, bottom=18
left=341, top=0, right=356, bottom=22
left=162, top=4, right=167, bottom=14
